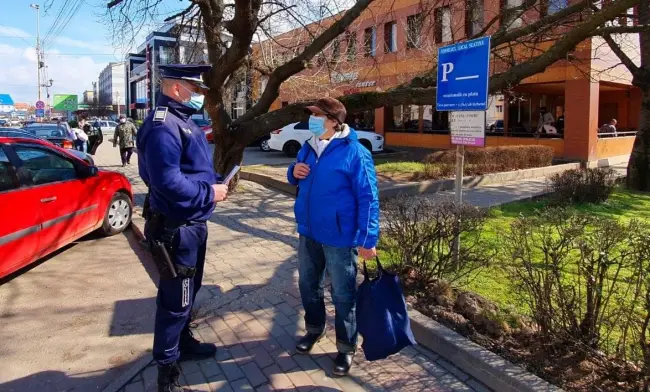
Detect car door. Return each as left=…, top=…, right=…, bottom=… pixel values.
left=0, top=145, right=42, bottom=278
left=293, top=121, right=312, bottom=145
left=12, top=144, right=102, bottom=257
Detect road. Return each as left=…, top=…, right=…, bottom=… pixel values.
left=0, top=229, right=158, bottom=391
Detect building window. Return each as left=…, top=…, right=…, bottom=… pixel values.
left=384, top=21, right=397, bottom=53
left=159, top=46, right=173, bottom=65
left=406, top=14, right=423, bottom=49
left=331, top=38, right=340, bottom=61
left=501, top=0, right=523, bottom=29
left=346, top=32, right=357, bottom=61
left=435, top=7, right=452, bottom=43
left=541, top=0, right=568, bottom=15
left=496, top=104, right=503, bottom=113
left=364, top=27, right=376, bottom=57
left=465, top=0, right=484, bottom=37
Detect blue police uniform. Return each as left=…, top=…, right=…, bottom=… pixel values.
left=136, top=65, right=221, bottom=369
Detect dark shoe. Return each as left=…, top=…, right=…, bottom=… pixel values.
left=296, top=332, right=325, bottom=354
left=179, top=329, right=217, bottom=361
left=157, top=362, right=185, bottom=392
left=333, top=352, right=354, bottom=376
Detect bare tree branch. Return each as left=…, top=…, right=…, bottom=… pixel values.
left=596, top=25, right=650, bottom=35
left=602, top=33, right=641, bottom=74
left=233, top=0, right=376, bottom=125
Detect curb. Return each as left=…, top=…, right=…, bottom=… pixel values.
left=102, top=211, right=153, bottom=392
left=241, top=162, right=582, bottom=200
left=101, top=354, right=153, bottom=392
left=409, top=309, right=563, bottom=392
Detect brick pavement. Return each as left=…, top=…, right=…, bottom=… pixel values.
left=93, top=145, right=490, bottom=391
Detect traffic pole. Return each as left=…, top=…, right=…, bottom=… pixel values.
left=453, top=143, right=464, bottom=268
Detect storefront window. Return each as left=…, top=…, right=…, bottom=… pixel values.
left=390, top=105, right=448, bottom=133
left=346, top=109, right=375, bottom=131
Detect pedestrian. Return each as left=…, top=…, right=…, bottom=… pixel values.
left=113, top=114, right=138, bottom=166
left=599, top=118, right=618, bottom=136
left=136, top=64, right=229, bottom=392
left=287, top=97, right=380, bottom=376
left=74, top=117, right=89, bottom=152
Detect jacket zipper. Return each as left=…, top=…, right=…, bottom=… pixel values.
left=304, top=139, right=344, bottom=235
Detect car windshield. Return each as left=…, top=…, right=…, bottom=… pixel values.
left=25, top=125, right=67, bottom=138
left=294, top=121, right=309, bottom=130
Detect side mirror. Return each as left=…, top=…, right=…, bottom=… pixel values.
left=80, top=165, right=99, bottom=178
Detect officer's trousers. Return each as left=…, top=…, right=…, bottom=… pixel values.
left=151, top=221, right=208, bottom=365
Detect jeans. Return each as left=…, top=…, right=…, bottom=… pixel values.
left=120, top=147, right=134, bottom=165
left=75, top=140, right=87, bottom=153
left=298, top=235, right=358, bottom=353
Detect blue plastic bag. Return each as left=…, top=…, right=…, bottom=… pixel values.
left=356, top=257, right=416, bottom=361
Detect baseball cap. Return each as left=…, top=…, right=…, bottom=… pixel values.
left=305, top=97, right=347, bottom=124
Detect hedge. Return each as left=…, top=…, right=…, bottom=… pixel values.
left=423, top=145, right=554, bottom=177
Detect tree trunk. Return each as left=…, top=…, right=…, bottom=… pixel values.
left=626, top=91, right=650, bottom=191
left=205, top=89, right=245, bottom=189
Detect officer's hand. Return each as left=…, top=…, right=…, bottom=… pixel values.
left=293, top=163, right=310, bottom=179
left=358, top=247, right=377, bottom=260
left=212, top=184, right=229, bottom=202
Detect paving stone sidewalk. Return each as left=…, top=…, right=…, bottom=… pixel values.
left=94, top=145, right=499, bottom=392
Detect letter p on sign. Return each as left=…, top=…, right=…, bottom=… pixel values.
left=441, top=63, right=454, bottom=82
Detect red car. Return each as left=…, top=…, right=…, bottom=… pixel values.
left=0, top=137, right=134, bottom=279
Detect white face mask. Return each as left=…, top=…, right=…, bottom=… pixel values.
left=120, top=118, right=126, bottom=123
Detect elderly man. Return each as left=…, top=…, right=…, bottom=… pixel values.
left=137, top=64, right=229, bottom=392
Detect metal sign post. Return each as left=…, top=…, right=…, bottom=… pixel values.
left=436, top=36, right=491, bottom=265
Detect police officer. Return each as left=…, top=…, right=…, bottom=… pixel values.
left=137, top=64, right=229, bottom=392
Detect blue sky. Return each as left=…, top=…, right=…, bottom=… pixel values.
left=0, top=0, right=188, bottom=104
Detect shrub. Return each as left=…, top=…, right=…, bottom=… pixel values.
left=504, top=208, right=649, bottom=366
left=68, top=120, right=78, bottom=128
left=382, top=195, right=490, bottom=287
left=549, top=167, right=617, bottom=205
left=422, top=145, right=554, bottom=179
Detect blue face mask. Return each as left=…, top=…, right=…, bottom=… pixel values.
left=179, top=84, right=205, bottom=111
left=308, top=115, right=326, bottom=137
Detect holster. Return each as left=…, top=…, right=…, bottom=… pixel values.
left=144, top=211, right=197, bottom=281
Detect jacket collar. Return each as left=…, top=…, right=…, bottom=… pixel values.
left=156, top=94, right=198, bottom=121
left=308, top=124, right=357, bottom=151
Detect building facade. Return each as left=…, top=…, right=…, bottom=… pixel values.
left=98, top=61, right=126, bottom=113
left=0, top=94, right=15, bottom=115
left=124, top=19, right=232, bottom=120
left=253, top=0, right=641, bottom=163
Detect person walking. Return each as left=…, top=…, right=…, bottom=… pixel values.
left=74, top=117, right=89, bottom=152
left=137, top=64, right=229, bottom=392
left=287, top=97, right=380, bottom=376
left=113, top=114, right=138, bottom=166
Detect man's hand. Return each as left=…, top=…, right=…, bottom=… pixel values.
left=212, top=184, right=229, bottom=202
left=293, top=163, right=310, bottom=179
left=358, top=247, right=377, bottom=260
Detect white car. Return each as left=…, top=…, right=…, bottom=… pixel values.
left=268, top=121, right=384, bottom=157
left=93, top=120, right=119, bottom=134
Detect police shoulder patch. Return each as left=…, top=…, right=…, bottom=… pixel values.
left=153, top=106, right=168, bottom=122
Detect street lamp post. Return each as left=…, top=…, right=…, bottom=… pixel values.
left=115, top=92, right=121, bottom=117
left=30, top=4, right=41, bottom=102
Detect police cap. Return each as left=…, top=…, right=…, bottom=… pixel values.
left=158, top=64, right=212, bottom=89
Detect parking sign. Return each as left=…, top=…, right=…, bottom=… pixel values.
left=436, top=36, right=491, bottom=111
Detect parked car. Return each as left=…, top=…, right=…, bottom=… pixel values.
left=0, top=136, right=133, bottom=279
left=487, top=120, right=504, bottom=132
left=23, top=123, right=103, bottom=154
left=94, top=120, right=119, bottom=134
left=268, top=121, right=384, bottom=157
left=0, top=128, right=95, bottom=165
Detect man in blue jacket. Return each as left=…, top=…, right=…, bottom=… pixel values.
left=137, top=64, right=229, bottom=392
left=287, top=97, right=380, bottom=376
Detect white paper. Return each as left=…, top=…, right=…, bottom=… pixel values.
left=222, top=165, right=241, bottom=185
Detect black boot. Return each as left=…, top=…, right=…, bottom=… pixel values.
left=157, top=362, right=184, bottom=392
left=179, top=328, right=217, bottom=361
left=295, top=332, right=325, bottom=354
left=333, top=352, right=354, bottom=376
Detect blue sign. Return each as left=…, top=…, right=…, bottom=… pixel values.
left=35, top=109, right=45, bottom=117
left=436, top=36, right=491, bottom=111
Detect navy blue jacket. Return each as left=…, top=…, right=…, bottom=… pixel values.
left=287, top=127, right=380, bottom=249
left=137, top=95, right=220, bottom=222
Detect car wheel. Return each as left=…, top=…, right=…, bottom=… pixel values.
left=283, top=141, right=301, bottom=158
left=360, top=139, right=373, bottom=152
left=101, top=192, right=133, bottom=236
left=259, top=139, right=271, bottom=152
